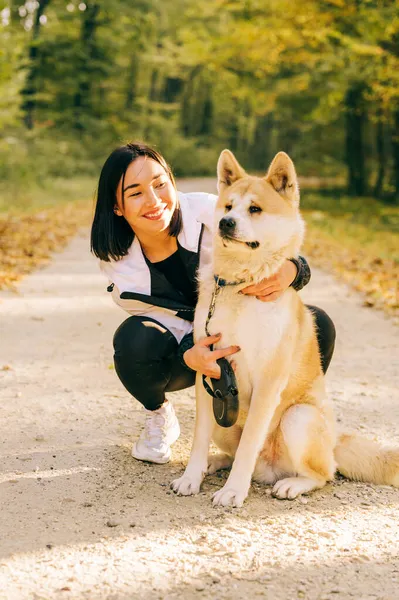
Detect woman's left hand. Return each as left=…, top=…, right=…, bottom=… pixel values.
left=240, top=259, right=297, bottom=302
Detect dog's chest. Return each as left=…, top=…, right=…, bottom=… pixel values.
left=196, top=287, right=292, bottom=378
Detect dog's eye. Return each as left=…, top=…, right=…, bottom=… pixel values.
left=225, top=204, right=232, bottom=212
left=249, top=205, right=262, bottom=214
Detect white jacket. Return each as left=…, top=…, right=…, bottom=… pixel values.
left=100, top=191, right=217, bottom=342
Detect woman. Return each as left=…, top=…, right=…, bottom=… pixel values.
left=91, top=142, right=336, bottom=464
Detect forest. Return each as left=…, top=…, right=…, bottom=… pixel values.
left=0, top=0, right=398, bottom=315
left=1, top=0, right=399, bottom=200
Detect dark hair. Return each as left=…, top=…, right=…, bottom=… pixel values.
left=91, top=142, right=182, bottom=262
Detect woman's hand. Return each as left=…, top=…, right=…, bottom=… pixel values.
left=183, top=333, right=240, bottom=378
left=240, top=259, right=297, bottom=302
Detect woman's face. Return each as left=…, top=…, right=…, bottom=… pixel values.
left=114, top=156, right=177, bottom=238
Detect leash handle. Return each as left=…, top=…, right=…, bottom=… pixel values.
left=203, top=359, right=239, bottom=427
left=202, top=374, right=217, bottom=397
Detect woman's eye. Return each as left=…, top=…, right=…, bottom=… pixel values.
left=129, top=191, right=142, bottom=198
left=225, top=204, right=232, bottom=211
left=249, top=205, right=262, bottom=214
left=155, top=181, right=167, bottom=189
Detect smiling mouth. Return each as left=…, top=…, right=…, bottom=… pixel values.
left=143, top=205, right=167, bottom=220
left=221, top=235, right=260, bottom=249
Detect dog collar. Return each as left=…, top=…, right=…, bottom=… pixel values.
left=214, top=275, right=247, bottom=287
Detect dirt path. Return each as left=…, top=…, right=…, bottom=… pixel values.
left=0, top=180, right=398, bottom=600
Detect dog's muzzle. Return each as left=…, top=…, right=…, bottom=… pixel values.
left=219, top=218, right=260, bottom=250
left=219, top=217, right=236, bottom=237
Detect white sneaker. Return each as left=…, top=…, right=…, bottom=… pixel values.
left=131, top=401, right=180, bottom=464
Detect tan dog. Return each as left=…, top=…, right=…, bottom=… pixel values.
left=171, top=149, right=399, bottom=507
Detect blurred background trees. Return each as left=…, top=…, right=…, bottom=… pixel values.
left=1, top=0, right=399, bottom=201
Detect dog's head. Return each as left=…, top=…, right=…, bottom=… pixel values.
left=213, top=149, right=304, bottom=279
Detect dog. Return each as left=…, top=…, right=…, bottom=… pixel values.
left=171, top=149, right=399, bottom=507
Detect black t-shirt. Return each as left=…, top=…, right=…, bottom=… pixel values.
left=151, top=250, right=197, bottom=305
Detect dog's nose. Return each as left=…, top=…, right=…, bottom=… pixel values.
left=219, top=217, right=236, bottom=233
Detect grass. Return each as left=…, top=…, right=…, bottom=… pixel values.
left=0, top=176, right=97, bottom=216
left=301, top=190, right=399, bottom=317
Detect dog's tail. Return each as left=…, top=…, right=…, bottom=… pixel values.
left=334, top=433, right=399, bottom=487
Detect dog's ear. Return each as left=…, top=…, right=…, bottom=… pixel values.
left=265, top=152, right=299, bottom=204
left=217, top=149, right=246, bottom=194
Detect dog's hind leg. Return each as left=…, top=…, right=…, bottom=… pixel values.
left=207, top=423, right=242, bottom=473
left=253, top=459, right=281, bottom=485
left=212, top=422, right=242, bottom=455
left=272, top=403, right=336, bottom=500
left=208, top=453, right=233, bottom=474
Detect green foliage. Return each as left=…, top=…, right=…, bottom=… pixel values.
left=1, top=0, right=399, bottom=202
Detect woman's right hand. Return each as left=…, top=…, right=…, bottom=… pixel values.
left=183, top=333, right=240, bottom=379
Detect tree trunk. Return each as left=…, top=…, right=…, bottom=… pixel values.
left=162, top=77, right=183, bottom=104
left=345, top=83, right=367, bottom=196
left=180, top=66, right=202, bottom=137
left=149, top=68, right=159, bottom=102
left=73, top=2, right=100, bottom=129
left=229, top=119, right=239, bottom=153
left=251, top=113, right=274, bottom=172
left=198, top=83, right=213, bottom=136
left=373, top=114, right=385, bottom=198
left=21, top=0, right=51, bottom=129
left=392, top=108, right=399, bottom=204
left=125, top=57, right=140, bottom=110
left=180, top=84, right=192, bottom=137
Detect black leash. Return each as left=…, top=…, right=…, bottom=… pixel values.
left=202, top=275, right=245, bottom=428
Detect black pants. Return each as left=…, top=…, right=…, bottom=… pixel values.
left=113, top=305, right=336, bottom=412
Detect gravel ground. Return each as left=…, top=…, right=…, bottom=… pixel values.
left=0, top=179, right=398, bottom=600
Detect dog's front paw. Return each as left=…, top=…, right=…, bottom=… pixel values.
left=170, top=474, right=202, bottom=496
left=212, top=484, right=248, bottom=507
